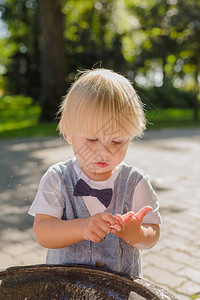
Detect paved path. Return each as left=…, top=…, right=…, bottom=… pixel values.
left=0, top=128, right=200, bottom=299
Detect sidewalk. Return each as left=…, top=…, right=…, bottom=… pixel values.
left=0, top=128, right=200, bottom=299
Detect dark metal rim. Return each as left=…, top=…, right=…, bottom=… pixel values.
left=0, top=264, right=178, bottom=300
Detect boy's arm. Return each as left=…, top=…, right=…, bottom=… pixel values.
left=111, top=206, right=160, bottom=250
left=33, top=212, right=116, bottom=249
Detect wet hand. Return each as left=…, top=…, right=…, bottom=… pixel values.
left=110, top=206, right=152, bottom=244
left=80, top=212, right=116, bottom=243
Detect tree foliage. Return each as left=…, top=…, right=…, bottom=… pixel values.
left=62, top=0, right=127, bottom=83
left=0, top=0, right=199, bottom=121
left=0, top=0, right=40, bottom=99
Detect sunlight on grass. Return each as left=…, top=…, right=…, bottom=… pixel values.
left=0, top=95, right=199, bottom=139
left=146, top=108, right=200, bottom=129
left=0, top=95, right=58, bottom=138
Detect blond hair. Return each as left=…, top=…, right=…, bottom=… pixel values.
left=58, top=69, right=146, bottom=139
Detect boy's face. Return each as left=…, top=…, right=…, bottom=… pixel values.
left=67, top=131, right=130, bottom=181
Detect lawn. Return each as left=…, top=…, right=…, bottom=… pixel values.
left=0, top=95, right=58, bottom=138
left=146, top=107, right=200, bottom=129
left=0, top=95, right=199, bottom=139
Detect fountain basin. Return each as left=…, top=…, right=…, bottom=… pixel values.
left=0, top=264, right=177, bottom=299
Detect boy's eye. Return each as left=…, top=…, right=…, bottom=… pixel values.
left=112, top=141, right=123, bottom=145
left=87, top=139, right=98, bottom=142
left=86, top=139, right=123, bottom=145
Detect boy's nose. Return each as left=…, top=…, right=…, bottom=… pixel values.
left=97, top=141, right=112, bottom=156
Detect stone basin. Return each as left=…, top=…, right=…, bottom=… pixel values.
left=0, top=264, right=178, bottom=299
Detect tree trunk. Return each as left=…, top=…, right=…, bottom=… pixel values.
left=39, top=0, right=66, bottom=122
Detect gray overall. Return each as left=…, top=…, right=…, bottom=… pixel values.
left=46, top=159, right=143, bottom=276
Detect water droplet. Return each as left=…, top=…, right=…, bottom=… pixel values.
left=25, top=198, right=27, bottom=201
left=18, top=184, right=21, bottom=186
left=10, top=175, right=14, bottom=178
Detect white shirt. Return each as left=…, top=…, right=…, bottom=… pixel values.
left=28, top=160, right=161, bottom=224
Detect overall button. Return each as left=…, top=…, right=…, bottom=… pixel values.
left=96, top=261, right=105, bottom=268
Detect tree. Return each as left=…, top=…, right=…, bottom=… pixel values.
left=125, top=0, right=199, bottom=120
left=38, top=0, right=66, bottom=122
left=1, top=0, right=199, bottom=121
left=0, top=0, right=40, bottom=99
left=62, top=0, right=127, bottom=79
left=170, top=0, right=200, bottom=121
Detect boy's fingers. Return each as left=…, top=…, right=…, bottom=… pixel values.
left=112, top=223, right=121, bottom=231
left=100, top=222, right=111, bottom=234
left=122, top=211, right=135, bottom=222
left=102, top=213, right=116, bottom=225
left=115, top=214, right=124, bottom=224
left=135, top=206, right=152, bottom=223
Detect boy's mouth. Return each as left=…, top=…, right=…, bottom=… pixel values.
left=94, top=162, right=110, bottom=168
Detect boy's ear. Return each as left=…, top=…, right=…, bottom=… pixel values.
left=65, top=134, right=72, bottom=144
left=64, top=131, right=72, bottom=144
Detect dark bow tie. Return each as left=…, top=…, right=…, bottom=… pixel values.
left=73, top=179, right=112, bottom=208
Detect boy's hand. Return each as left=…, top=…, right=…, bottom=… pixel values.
left=80, top=212, right=116, bottom=243
left=110, top=206, right=152, bottom=245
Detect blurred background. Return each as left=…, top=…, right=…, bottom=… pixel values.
left=0, top=1, right=200, bottom=299
left=0, top=0, right=200, bottom=136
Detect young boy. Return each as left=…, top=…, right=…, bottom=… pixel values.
left=28, top=69, right=161, bottom=277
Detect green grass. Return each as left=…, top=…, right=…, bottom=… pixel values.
left=0, top=95, right=58, bottom=138
left=0, top=95, right=200, bottom=139
left=146, top=107, right=200, bottom=129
